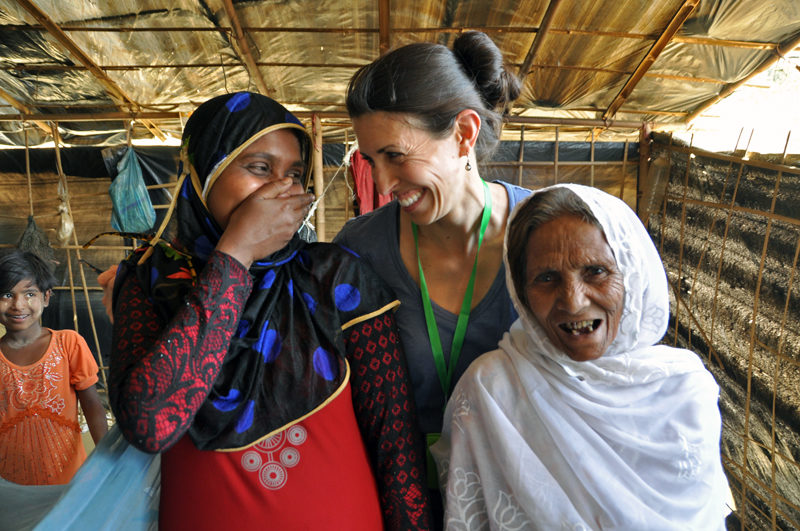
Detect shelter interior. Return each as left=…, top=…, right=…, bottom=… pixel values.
left=0, top=1, right=799, bottom=529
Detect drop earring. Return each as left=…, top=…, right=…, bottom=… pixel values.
left=465, top=160, right=472, bottom=171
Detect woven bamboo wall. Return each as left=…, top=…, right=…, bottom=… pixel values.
left=648, top=140, right=800, bottom=530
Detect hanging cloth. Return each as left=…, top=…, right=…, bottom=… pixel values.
left=349, top=149, right=391, bottom=214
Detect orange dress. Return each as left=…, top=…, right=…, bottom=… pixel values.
left=0, top=328, right=99, bottom=485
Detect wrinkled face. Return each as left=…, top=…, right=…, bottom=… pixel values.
left=524, top=216, right=625, bottom=362
left=207, top=128, right=305, bottom=229
left=352, top=111, right=464, bottom=226
left=0, top=278, right=50, bottom=333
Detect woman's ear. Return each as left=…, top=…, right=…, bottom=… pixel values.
left=43, top=289, right=51, bottom=307
left=453, top=109, right=481, bottom=156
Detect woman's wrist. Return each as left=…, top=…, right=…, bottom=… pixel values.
left=215, top=237, right=253, bottom=269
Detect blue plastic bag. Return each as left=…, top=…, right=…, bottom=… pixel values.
left=109, top=148, right=156, bottom=233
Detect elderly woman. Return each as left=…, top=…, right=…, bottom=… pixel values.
left=432, top=184, right=731, bottom=529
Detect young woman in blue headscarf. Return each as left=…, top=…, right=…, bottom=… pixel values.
left=109, top=92, right=431, bottom=530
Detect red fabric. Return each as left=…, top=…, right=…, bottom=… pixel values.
left=159, top=382, right=383, bottom=531
left=110, top=251, right=249, bottom=453
left=350, top=149, right=392, bottom=214
left=110, top=250, right=433, bottom=529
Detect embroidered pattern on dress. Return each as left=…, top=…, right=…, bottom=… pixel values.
left=445, top=467, right=489, bottom=530
left=240, top=424, right=307, bottom=490
left=676, top=432, right=702, bottom=479
left=1, top=344, right=65, bottom=415
left=491, top=491, right=532, bottom=530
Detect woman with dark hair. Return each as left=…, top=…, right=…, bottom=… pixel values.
left=433, top=184, right=732, bottom=529
left=109, top=91, right=431, bottom=530
left=333, top=33, right=531, bottom=501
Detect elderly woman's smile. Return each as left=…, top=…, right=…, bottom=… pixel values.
left=524, top=215, right=625, bottom=362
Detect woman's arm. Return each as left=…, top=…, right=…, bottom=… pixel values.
left=109, top=250, right=252, bottom=453
left=77, top=385, right=108, bottom=444
left=345, top=311, right=433, bottom=531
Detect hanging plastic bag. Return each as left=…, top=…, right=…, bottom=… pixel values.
left=109, top=147, right=156, bottom=233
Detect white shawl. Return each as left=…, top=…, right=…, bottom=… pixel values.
left=432, top=184, right=732, bottom=530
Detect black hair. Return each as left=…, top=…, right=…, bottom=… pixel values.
left=346, top=31, right=521, bottom=162
left=506, top=187, right=602, bottom=311
left=0, top=248, right=57, bottom=293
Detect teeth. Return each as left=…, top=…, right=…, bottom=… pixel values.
left=561, top=320, right=598, bottom=335
left=396, top=190, right=422, bottom=207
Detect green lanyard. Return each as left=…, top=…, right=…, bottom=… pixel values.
left=412, top=179, right=492, bottom=399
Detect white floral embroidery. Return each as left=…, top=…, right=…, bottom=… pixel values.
left=451, top=390, right=472, bottom=433
left=241, top=424, right=306, bottom=490
left=490, top=491, right=531, bottom=530
left=446, top=467, right=489, bottom=530
left=676, top=432, right=702, bottom=479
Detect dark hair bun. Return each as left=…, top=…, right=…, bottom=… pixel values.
left=452, top=31, right=522, bottom=111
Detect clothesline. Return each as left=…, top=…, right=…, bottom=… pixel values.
left=303, top=141, right=358, bottom=232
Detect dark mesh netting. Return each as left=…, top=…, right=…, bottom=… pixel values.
left=16, top=214, right=56, bottom=267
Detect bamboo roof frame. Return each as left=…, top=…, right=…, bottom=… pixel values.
left=222, top=0, right=271, bottom=96
left=518, top=0, right=563, bottom=81
left=0, top=23, right=782, bottom=51
left=0, top=1, right=795, bottom=147
left=15, top=0, right=166, bottom=141
left=687, top=31, right=800, bottom=122
left=602, top=0, right=700, bottom=120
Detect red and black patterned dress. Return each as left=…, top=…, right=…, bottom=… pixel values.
left=109, top=92, right=431, bottom=530
left=111, top=251, right=431, bottom=530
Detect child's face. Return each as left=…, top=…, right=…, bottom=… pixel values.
left=0, top=278, right=50, bottom=334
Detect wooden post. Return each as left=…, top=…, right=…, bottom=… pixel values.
left=637, top=123, right=652, bottom=214
left=554, top=126, right=559, bottom=184
left=590, top=129, right=595, bottom=187
left=619, top=140, right=629, bottom=199
left=312, top=113, right=325, bottom=241
left=517, top=125, right=525, bottom=187
left=344, top=130, right=351, bottom=221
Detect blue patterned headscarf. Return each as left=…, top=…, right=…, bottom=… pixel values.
left=117, top=92, right=396, bottom=451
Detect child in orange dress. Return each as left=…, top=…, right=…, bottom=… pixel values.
left=0, top=248, right=108, bottom=485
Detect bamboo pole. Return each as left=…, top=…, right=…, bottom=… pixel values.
left=312, top=114, right=325, bottom=241
left=518, top=0, right=564, bottom=80
left=637, top=124, right=651, bottom=216
left=343, top=130, right=352, bottom=222
left=686, top=128, right=742, bottom=349
left=765, top=131, right=790, bottom=530
left=603, top=0, right=700, bottom=120
left=506, top=115, right=646, bottom=129
left=664, top=143, right=800, bottom=175
left=741, top=130, right=789, bottom=529
left=485, top=160, right=628, bottom=168
left=51, top=122, right=108, bottom=391
left=378, top=0, right=391, bottom=56
left=619, top=140, right=628, bottom=199
left=672, top=134, right=694, bottom=347
left=1, top=23, right=781, bottom=50
left=687, top=31, right=800, bottom=123
left=554, top=127, right=559, bottom=184
left=517, top=125, right=525, bottom=187
left=222, top=0, right=270, bottom=96
left=657, top=132, right=673, bottom=254
left=708, top=129, right=753, bottom=352
left=25, top=127, right=33, bottom=216
left=590, top=129, right=595, bottom=187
